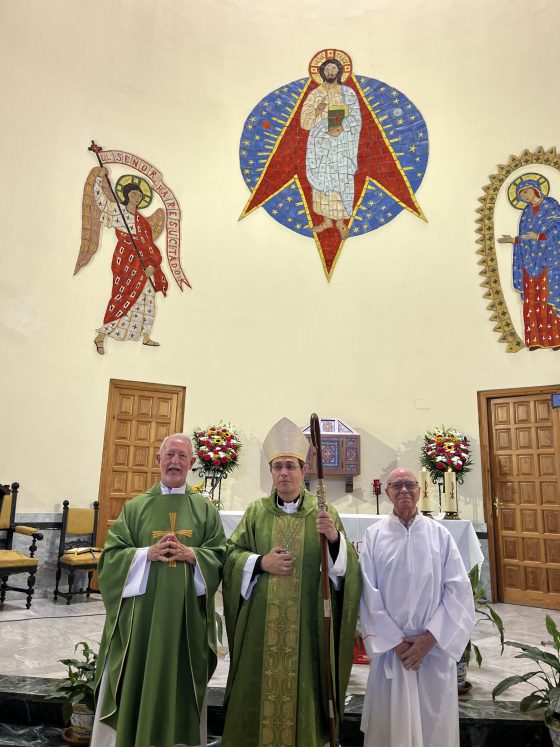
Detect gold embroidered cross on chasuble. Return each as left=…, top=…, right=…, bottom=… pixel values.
left=152, top=511, right=192, bottom=567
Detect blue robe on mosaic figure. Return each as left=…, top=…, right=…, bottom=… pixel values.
left=511, top=178, right=560, bottom=347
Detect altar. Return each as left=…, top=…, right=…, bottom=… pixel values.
left=220, top=511, right=483, bottom=571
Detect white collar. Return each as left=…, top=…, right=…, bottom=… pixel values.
left=160, top=482, right=187, bottom=495
left=390, top=510, right=419, bottom=529
left=276, top=493, right=301, bottom=513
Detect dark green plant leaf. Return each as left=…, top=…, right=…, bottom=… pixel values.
left=549, top=687, right=560, bottom=714
left=546, top=616, right=560, bottom=652
left=473, top=644, right=482, bottom=668
left=520, top=693, right=547, bottom=712
left=506, top=641, right=560, bottom=672
left=492, top=672, right=541, bottom=698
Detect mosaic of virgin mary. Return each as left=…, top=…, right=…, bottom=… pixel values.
left=498, top=174, right=560, bottom=349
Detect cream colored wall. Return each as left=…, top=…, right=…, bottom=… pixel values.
left=1, top=0, right=559, bottom=521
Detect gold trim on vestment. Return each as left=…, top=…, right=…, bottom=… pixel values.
left=260, top=514, right=304, bottom=747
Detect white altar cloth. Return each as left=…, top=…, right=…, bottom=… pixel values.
left=220, top=511, right=483, bottom=572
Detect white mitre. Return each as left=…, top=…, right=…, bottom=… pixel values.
left=263, top=417, right=309, bottom=463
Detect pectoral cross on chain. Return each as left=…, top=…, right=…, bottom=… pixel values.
left=152, top=512, right=193, bottom=568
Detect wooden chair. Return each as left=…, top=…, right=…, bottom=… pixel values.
left=54, top=500, right=101, bottom=605
left=0, top=482, right=43, bottom=609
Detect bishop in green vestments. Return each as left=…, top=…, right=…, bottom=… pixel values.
left=222, top=418, right=361, bottom=747
left=91, top=434, right=226, bottom=747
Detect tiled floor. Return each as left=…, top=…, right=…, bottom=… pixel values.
left=0, top=593, right=557, bottom=705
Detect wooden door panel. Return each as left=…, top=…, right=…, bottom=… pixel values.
left=548, top=570, right=560, bottom=594
left=519, top=482, right=537, bottom=503
left=514, top=401, right=532, bottom=423
left=480, top=386, right=560, bottom=609
left=523, top=537, right=541, bottom=562
left=494, top=403, right=511, bottom=424
left=520, top=510, right=538, bottom=533
left=540, top=454, right=557, bottom=476
left=495, top=429, right=512, bottom=450
left=517, top=454, right=535, bottom=476
left=501, top=509, right=516, bottom=530
left=543, top=511, right=560, bottom=534
left=497, top=455, right=514, bottom=476
left=503, top=537, right=519, bottom=559
left=546, top=539, right=560, bottom=563
left=537, top=427, right=554, bottom=449
left=536, top=400, right=552, bottom=421
left=516, top=428, right=533, bottom=449
left=526, top=567, right=544, bottom=592
left=97, top=379, right=185, bottom=552
left=116, top=419, right=132, bottom=440
left=543, top=483, right=560, bottom=504
left=504, top=564, right=523, bottom=590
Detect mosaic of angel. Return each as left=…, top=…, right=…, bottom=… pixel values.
left=75, top=167, right=168, bottom=355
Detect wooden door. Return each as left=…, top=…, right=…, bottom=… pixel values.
left=96, top=379, right=186, bottom=550
left=479, top=385, right=560, bottom=608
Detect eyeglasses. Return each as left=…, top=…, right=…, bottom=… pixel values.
left=271, top=462, right=301, bottom=472
left=387, top=481, right=418, bottom=491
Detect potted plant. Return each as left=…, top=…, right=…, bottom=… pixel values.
left=492, top=614, right=560, bottom=745
left=47, top=641, right=97, bottom=745
left=458, top=565, right=504, bottom=692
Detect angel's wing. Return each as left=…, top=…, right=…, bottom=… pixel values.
left=146, top=207, right=165, bottom=241
left=73, top=167, right=112, bottom=275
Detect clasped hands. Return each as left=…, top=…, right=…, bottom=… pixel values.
left=394, top=631, right=436, bottom=671
left=148, top=533, right=196, bottom=565
left=261, top=511, right=338, bottom=576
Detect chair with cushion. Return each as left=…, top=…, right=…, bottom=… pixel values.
left=0, top=482, right=44, bottom=609
left=54, top=500, right=101, bottom=605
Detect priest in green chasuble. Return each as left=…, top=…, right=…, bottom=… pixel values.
left=222, top=418, right=361, bottom=747
left=91, top=434, right=226, bottom=747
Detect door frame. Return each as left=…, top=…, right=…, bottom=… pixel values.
left=96, top=377, right=186, bottom=536
left=478, top=383, right=560, bottom=602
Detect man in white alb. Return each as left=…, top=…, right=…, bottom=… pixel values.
left=359, top=467, right=475, bottom=747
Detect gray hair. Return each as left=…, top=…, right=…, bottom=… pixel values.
left=159, top=433, right=193, bottom=454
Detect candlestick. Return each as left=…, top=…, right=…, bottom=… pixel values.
left=419, top=467, right=431, bottom=514
left=372, top=479, right=381, bottom=515
left=444, top=468, right=458, bottom=518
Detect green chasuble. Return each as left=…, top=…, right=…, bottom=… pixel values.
left=222, top=490, right=361, bottom=747
left=95, top=484, right=226, bottom=747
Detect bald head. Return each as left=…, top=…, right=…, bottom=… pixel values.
left=386, top=468, right=419, bottom=522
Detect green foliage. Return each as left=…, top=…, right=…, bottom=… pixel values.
left=465, top=564, right=505, bottom=668
left=46, top=641, right=97, bottom=723
left=492, top=614, right=560, bottom=719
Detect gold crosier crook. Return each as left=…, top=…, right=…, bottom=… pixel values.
left=309, top=413, right=337, bottom=747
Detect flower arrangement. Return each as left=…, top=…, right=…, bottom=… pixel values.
left=193, top=424, right=241, bottom=475
left=420, top=426, right=473, bottom=482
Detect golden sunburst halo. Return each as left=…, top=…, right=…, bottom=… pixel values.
left=507, top=172, right=549, bottom=209
left=115, top=174, right=153, bottom=209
